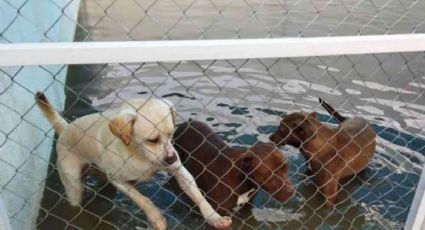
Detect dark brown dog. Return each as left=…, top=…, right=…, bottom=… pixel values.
left=269, top=98, right=376, bottom=207
left=173, top=120, right=294, bottom=215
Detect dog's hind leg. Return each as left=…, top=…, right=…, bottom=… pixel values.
left=314, top=171, right=339, bottom=207
left=56, top=146, right=85, bottom=207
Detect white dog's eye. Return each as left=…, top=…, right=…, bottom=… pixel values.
left=147, top=136, right=160, bottom=144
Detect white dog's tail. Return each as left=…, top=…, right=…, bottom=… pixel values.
left=35, top=92, right=68, bottom=134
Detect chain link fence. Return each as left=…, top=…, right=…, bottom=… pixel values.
left=1, top=0, right=425, bottom=229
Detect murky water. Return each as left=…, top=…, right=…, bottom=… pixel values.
left=37, top=0, right=425, bottom=229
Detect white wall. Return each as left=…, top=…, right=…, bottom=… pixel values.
left=0, top=0, right=80, bottom=229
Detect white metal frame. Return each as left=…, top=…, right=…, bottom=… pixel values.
left=405, top=163, right=425, bottom=230
left=1, top=34, right=425, bottom=66
left=0, top=34, right=425, bottom=230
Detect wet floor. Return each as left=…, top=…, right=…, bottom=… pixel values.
left=37, top=0, right=425, bottom=229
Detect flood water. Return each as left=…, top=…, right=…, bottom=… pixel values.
left=37, top=0, right=425, bottom=229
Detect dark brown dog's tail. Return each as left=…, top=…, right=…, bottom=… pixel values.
left=319, top=98, right=346, bottom=123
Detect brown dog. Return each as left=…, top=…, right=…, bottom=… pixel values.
left=173, top=120, right=294, bottom=216
left=269, top=98, right=376, bottom=207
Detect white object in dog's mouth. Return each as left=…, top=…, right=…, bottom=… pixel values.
left=233, top=189, right=256, bottom=212
left=252, top=207, right=303, bottom=222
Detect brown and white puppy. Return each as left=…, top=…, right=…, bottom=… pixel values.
left=173, top=120, right=294, bottom=216
left=35, top=92, right=231, bottom=230
left=269, top=98, right=376, bottom=207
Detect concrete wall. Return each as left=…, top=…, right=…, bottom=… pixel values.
left=0, top=0, right=80, bottom=229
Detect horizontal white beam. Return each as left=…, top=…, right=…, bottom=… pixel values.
left=1, top=34, right=425, bottom=66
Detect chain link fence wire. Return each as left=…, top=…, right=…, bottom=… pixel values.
left=1, top=0, right=425, bottom=229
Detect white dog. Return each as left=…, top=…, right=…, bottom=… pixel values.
left=35, top=92, right=231, bottom=230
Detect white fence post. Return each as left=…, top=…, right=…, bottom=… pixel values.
left=405, top=164, right=425, bottom=230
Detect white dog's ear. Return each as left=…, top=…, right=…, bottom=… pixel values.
left=162, top=98, right=176, bottom=126
left=109, top=111, right=136, bottom=145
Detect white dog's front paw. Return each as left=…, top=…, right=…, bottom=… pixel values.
left=207, top=214, right=232, bottom=229
left=147, top=211, right=167, bottom=230
left=68, top=187, right=82, bottom=207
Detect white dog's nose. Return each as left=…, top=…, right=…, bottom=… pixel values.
left=167, top=143, right=175, bottom=158
left=165, top=142, right=178, bottom=165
